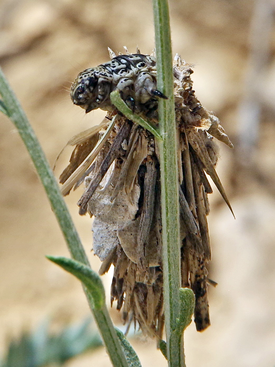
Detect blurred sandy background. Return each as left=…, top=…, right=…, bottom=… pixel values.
left=1, top=0, right=275, bottom=366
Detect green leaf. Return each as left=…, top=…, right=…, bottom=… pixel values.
left=47, top=256, right=105, bottom=310
left=0, top=99, right=8, bottom=116
left=110, top=90, right=162, bottom=140
left=0, top=318, right=102, bottom=367
left=115, top=329, right=142, bottom=367
left=159, top=340, right=167, bottom=360
left=176, top=288, right=195, bottom=334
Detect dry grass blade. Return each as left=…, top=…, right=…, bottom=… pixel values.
left=60, top=116, right=117, bottom=196
left=68, top=120, right=109, bottom=146
left=187, top=129, right=235, bottom=218
left=78, top=120, right=132, bottom=214
left=137, top=156, right=158, bottom=264
left=191, top=157, right=211, bottom=260
left=110, top=126, right=140, bottom=201
left=56, top=119, right=109, bottom=175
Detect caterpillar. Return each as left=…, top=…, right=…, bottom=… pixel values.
left=70, top=50, right=167, bottom=115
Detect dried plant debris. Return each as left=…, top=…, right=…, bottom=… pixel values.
left=60, top=48, right=233, bottom=338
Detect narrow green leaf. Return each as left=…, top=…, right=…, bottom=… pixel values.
left=176, top=288, right=195, bottom=334
left=0, top=99, right=8, bottom=116
left=115, top=329, right=142, bottom=367
left=110, top=90, right=162, bottom=140
left=159, top=340, right=167, bottom=360
left=47, top=256, right=105, bottom=310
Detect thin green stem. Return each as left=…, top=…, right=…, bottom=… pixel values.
left=0, top=67, right=129, bottom=367
left=152, top=1, right=185, bottom=366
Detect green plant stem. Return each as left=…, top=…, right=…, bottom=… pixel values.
left=0, top=67, right=129, bottom=367
left=152, top=1, right=185, bottom=366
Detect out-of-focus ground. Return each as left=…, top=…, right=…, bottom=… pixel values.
left=1, top=0, right=275, bottom=366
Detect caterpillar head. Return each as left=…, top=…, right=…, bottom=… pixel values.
left=71, top=69, right=111, bottom=113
